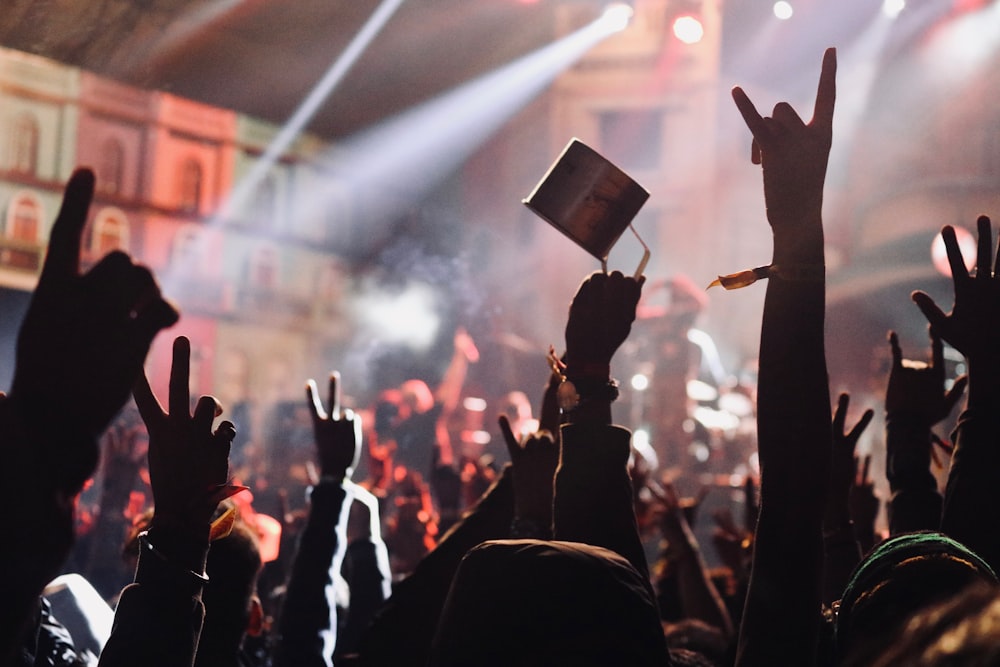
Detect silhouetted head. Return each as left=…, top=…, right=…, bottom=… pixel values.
left=857, top=581, right=1000, bottom=667
left=429, top=540, right=669, bottom=667
left=195, top=516, right=263, bottom=667
left=835, top=532, right=996, bottom=664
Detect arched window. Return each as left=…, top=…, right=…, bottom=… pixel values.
left=91, top=207, right=130, bottom=256
left=10, top=113, right=39, bottom=176
left=178, top=157, right=203, bottom=214
left=5, top=191, right=44, bottom=242
left=98, top=138, right=125, bottom=195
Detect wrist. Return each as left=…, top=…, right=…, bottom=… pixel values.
left=562, top=361, right=610, bottom=379
left=145, top=520, right=210, bottom=577
left=771, top=222, right=824, bottom=267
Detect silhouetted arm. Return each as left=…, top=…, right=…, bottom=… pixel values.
left=100, top=336, right=241, bottom=667
left=732, top=48, right=836, bottom=667
left=0, top=169, right=176, bottom=663
left=913, top=215, right=1000, bottom=572
left=275, top=373, right=359, bottom=667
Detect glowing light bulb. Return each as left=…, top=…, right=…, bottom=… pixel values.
left=773, top=1, right=794, bottom=19
left=600, top=3, right=634, bottom=33
left=882, top=0, right=905, bottom=18
left=672, top=15, right=704, bottom=44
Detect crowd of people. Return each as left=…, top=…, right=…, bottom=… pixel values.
left=4, top=45, right=1000, bottom=666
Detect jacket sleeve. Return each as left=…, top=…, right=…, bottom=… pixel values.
left=274, top=480, right=350, bottom=667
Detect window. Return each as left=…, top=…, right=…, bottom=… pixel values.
left=98, top=138, right=125, bottom=195
left=10, top=113, right=39, bottom=176
left=91, top=207, right=130, bottom=256
left=5, top=191, right=43, bottom=242
left=178, top=157, right=203, bottom=213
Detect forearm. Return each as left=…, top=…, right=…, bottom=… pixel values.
left=553, top=423, right=649, bottom=581
left=670, top=521, right=735, bottom=636
left=739, top=249, right=831, bottom=666
left=336, top=538, right=391, bottom=659
left=885, top=417, right=941, bottom=535
left=275, top=480, right=350, bottom=667
left=98, top=523, right=210, bottom=667
left=0, top=400, right=86, bottom=661
left=941, top=406, right=1000, bottom=571
left=739, top=505, right=825, bottom=666
left=436, top=349, right=469, bottom=415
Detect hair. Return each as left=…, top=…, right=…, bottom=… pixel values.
left=195, top=517, right=262, bottom=666
left=429, top=540, right=669, bottom=667
left=835, top=531, right=997, bottom=664
left=854, top=581, right=1000, bottom=667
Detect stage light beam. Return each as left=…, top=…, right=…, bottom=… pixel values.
left=306, top=7, right=634, bottom=233
left=217, top=0, right=404, bottom=224
left=882, top=0, right=905, bottom=18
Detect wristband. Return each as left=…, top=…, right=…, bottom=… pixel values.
left=557, top=377, right=619, bottom=412
left=707, top=263, right=825, bottom=290
left=138, top=530, right=209, bottom=584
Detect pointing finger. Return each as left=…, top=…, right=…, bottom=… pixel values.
left=40, top=168, right=94, bottom=289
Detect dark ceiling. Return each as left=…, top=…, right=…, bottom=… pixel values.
left=0, top=0, right=591, bottom=139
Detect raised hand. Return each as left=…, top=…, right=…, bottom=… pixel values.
left=499, top=415, right=559, bottom=536
left=133, top=336, right=242, bottom=528
left=831, top=394, right=875, bottom=491
left=886, top=330, right=967, bottom=425
left=731, top=48, right=836, bottom=262
left=12, top=170, right=178, bottom=470
left=827, top=393, right=874, bottom=525
left=564, top=270, right=644, bottom=370
left=10, top=169, right=178, bottom=495
left=306, top=371, right=361, bottom=482
left=912, top=216, right=1000, bottom=365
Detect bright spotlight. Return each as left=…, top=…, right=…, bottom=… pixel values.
left=672, top=15, right=704, bottom=44
left=931, top=226, right=976, bottom=278
left=773, top=1, right=794, bottom=19
left=882, top=0, right=905, bottom=18
left=630, top=373, right=649, bottom=391
left=600, top=3, right=634, bottom=33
